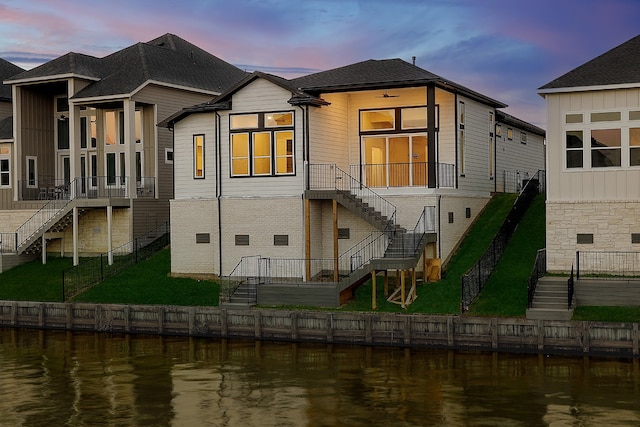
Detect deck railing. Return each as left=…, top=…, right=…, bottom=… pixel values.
left=19, top=176, right=156, bottom=201
left=349, top=162, right=455, bottom=189
left=308, top=164, right=396, bottom=230
left=576, top=251, right=640, bottom=279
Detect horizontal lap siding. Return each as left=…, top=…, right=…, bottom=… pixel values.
left=457, top=96, right=494, bottom=194
left=173, top=113, right=217, bottom=199
left=219, top=79, right=304, bottom=197
left=308, top=93, right=349, bottom=167
left=436, top=89, right=456, bottom=165
left=134, top=86, right=213, bottom=201
left=495, top=124, right=545, bottom=192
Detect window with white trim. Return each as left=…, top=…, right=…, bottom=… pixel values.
left=458, top=101, right=465, bottom=175
left=489, top=112, right=494, bottom=178
left=230, top=112, right=294, bottom=177
left=26, top=156, right=37, bottom=188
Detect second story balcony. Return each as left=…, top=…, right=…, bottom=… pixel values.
left=18, top=176, right=156, bottom=201
left=350, top=162, right=455, bottom=189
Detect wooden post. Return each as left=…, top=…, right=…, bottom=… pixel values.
left=400, top=270, right=406, bottom=309
left=384, top=270, right=389, bottom=297
left=371, top=270, right=377, bottom=310
left=333, top=199, right=338, bottom=282
left=411, top=268, right=417, bottom=299
left=305, top=198, right=311, bottom=281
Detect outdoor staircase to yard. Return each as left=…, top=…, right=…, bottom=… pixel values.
left=526, top=276, right=573, bottom=321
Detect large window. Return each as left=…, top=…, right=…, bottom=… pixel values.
left=0, top=147, right=10, bottom=187
left=564, top=110, right=640, bottom=169
left=230, top=112, right=294, bottom=177
left=194, top=134, right=205, bottom=178
left=26, top=156, right=37, bottom=188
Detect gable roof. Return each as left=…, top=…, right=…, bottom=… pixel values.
left=539, top=34, right=640, bottom=93
left=5, top=34, right=248, bottom=100
left=0, top=58, right=24, bottom=101
left=496, top=110, right=545, bottom=137
left=292, top=58, right=507, bottom=108
left=159, top=70, right=329, bottom=128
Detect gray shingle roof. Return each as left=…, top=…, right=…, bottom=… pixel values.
left=6, top=34, right=248, bottom=99
left=292, top=58, right=506, bottom=107
left=539, top=34, right=640, bottom=91
left=496, top=110, right=545, bottom=137
left=0, top=115, right=12, bottom=139
left=0, top=58, right=24, bottom=101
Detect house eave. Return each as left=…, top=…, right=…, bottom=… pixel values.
left=4, top=73, right=100, bottom=86
left=538, top=82, right=640, bottom=96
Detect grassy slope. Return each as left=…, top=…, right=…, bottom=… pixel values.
left=466, top=193, right=546, bottom=317
left=0, top=256, right=72, bottom=302
left=341, top=193, right=518, bottom=314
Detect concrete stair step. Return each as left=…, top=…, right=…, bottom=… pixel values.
left=526, top=308, right=573, bottom=321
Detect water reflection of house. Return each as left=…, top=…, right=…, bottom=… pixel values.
left=0, top=34, right=247, bottom=271
left=162, top=59, right=544, bottom=305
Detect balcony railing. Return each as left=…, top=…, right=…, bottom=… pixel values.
left=349, top=162, right=455, bottom=189
left=19, top=176, right=156, bottom=201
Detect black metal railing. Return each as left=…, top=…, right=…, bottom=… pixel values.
left=61, top=222, right=169, bottom=301
left=385, top=206, right=436, bottom=258
left=461, top=170, right=546, bottom=312
left=307, top=164, right=397, bottom=231
left=576, top=250, right=640, bottom=280
left=19, top=176, right=156, bottom=201
left=568, top=264, right=575, bottom=309
left=349, top=162, right=455, bottom=189
left=527, top=249, right=547, bottom=308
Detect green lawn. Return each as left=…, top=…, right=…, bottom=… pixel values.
left=466, top=193, right=546, bottom=317
left=341, top=193, right=518, bottom=314
left=0, top=249, right=218, bottom=306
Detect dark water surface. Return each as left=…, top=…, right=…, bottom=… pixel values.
left=1, top=327, right=639, bottom=426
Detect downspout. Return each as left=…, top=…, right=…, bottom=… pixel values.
left=298, top=104, right=310, bottom=271
left=437, top=194, right=442, bottom=260
left=454, top=93, right=459, bottom=189
left=215, top=111, right=223, bottom=276
left=493, top=110, right=497, bottom=193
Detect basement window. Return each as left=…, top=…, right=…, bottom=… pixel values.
left=274, top=235, right=289, bottom=246
left=235, top=235, right=250, bottom=246
left=338, top=228, right=350, bottom=239
left=195, top=233, right=210, bottom=244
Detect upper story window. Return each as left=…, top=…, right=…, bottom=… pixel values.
left=230, top=111, right=294, bottom=177
left=105, top=110, right=142, bottom=145
left=194, top=134, right=205, bottom=179
left=507, top=128, right=513, bottom=140
left=495, top=124, right=502, bottom=137
left=564, top=110, right=639, bottom=169
left=520, top=132, right=527, bottom=144
left=361, top=109, right=395, bottom=131
left=55, top=96, right=69, bottom=150
left=0, top=146, right=10, bottom=187
left=80, top=108, right=97, bottom=149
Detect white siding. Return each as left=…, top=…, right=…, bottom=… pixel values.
left=456, top=96, right=495, bottom=194
left=495, top=123, right=545, bottom=193
left=218, top=79, right=304, bottom=197
left=173, top=113, right=217, bottom=199
left=436, top=89, right=456, bottom=165
left=308, top=93, right=349, bottom=167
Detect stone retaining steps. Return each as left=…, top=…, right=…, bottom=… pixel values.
left=526, top=277, right=573, bottom=321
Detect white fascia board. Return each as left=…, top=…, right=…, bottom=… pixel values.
left=538, top=82, right=640, bottom=95
left=4, top=73, right=100, bottom=86
left=130, top=80, right=221, bottom=97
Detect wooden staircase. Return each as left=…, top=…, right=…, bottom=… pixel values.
left=526, top=276, right=573, bottom=320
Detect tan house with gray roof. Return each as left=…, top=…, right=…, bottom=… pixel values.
left=0, top=34, right=246, bottom=271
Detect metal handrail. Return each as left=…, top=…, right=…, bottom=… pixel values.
left=575, top=250, right=640, bottom=279
left=308, top=164, right=397, bottom=232
left=527, top=249, right=547, bottom=308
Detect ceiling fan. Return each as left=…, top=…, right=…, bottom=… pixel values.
left=377, top=90, right=399, bottom=98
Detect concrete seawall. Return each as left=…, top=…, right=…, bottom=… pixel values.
left=0, top=301, right=638, bottom=358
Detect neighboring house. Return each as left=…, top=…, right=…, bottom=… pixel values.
left=0, top=58, right=24, bottom=120
left=162, top=59, right=545, bottom=305
left=0, top=34, right=247, bottom=272
left=539, top=34, right=640, bottom=274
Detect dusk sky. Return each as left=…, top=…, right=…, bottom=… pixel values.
left=1, top=0, right=639, bottom=128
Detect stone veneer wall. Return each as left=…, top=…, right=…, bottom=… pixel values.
left=547, top=200, right=640, bottom=273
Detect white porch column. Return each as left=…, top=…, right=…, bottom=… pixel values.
left=107, top=205, right=113, bottom=265
left=73, top=206, right=79, bottom=266
left=12, top=86, right=21, bottom=202
left=123, top=99, right=137, bottom=198
left=68, top=80, right=80, bottom=195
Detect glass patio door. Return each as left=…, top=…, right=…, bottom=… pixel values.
left=362, top=134, right=427, bottom=187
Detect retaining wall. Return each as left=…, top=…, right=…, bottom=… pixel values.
left=0, top=301, right=638, bottom=358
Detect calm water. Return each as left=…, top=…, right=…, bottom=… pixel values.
left=1, top=328, right=639, bottom=426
